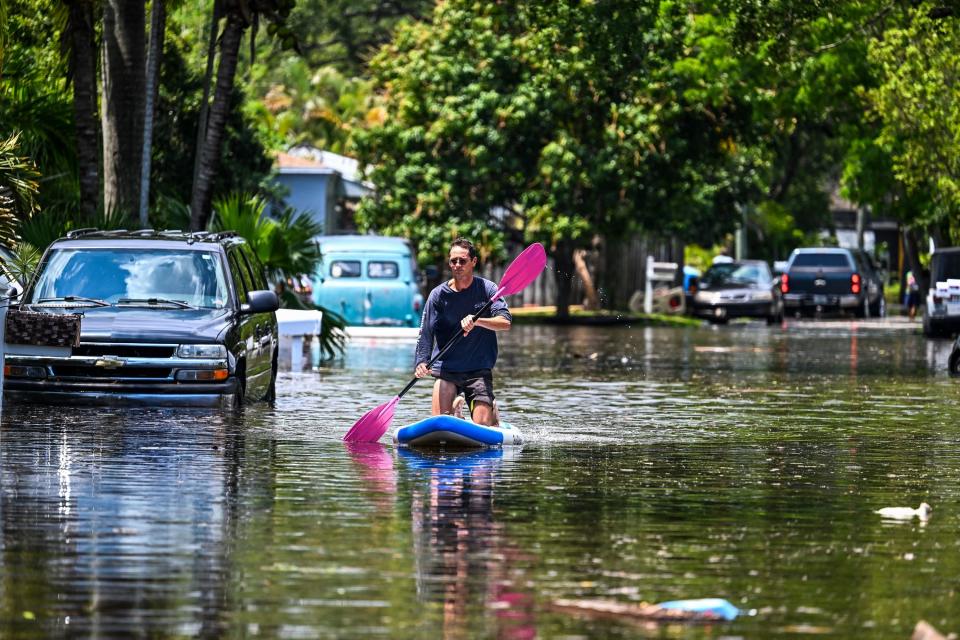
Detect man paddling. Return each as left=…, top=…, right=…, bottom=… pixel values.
left=414, top=238, right=512, bottom=425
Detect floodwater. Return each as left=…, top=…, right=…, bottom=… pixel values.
left=2, top=321, right=959, bottom=638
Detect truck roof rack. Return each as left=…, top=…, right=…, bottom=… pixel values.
left=65, top=228, right=100, bottom=239
left=60, top=228, right=244, bottom=243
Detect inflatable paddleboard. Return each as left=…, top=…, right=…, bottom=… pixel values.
left=393, top=415, right=523, bottom=448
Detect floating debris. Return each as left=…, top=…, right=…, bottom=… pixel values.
left=875, top=502, right=932, bottom=521
left=551, top=597, right=738, bottom=623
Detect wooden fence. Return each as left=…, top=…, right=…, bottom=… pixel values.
left=480, top=234, right=683, bottom=310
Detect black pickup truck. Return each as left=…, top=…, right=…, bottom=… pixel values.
left=780, top=247, right=885, bottom=318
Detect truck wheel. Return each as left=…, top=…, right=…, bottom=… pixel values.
left=266, top=352, right=278, bottom=403
left=924, top=315, right=944, bottom=339
left=230, top=362, right=246, bottom=409
left=870, top=295, right=885, bottom=318
left=855, top=298, right=868, bottom=319
left=949, top=342, right=960, bottom=375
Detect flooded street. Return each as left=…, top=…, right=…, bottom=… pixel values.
left=2, top=322, right=959, bottom=638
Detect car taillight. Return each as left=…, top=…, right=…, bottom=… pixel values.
left=934, top=295, right=943, bottom=304
left=851, top=273, right=861, bottom=294
left=780, top=274, right=789, bottom=294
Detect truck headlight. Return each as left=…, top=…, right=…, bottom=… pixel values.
left=177, top=344, right=227, bottom=359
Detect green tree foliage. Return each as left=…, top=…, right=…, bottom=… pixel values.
left=211, top=192, right=346, bottom=358
left=355, top=1, right=763, bottom=313
left=151, top=32, right=274, bottom=215
left=230, top=0, right=432, bottom=155
left=865, top=3, right=960, bottom=240
left=0, top=133, right=40, bottom=248
left=211, top=192, right=323, bottom=278
left=723, top=0, right=896, bottom=260
left=277, top=0, right=431, bottom=75
left=0, top=0, right=80, bottom=218
left=245, top=60, right=384, bottom=154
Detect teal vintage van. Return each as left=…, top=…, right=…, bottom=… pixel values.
left=312, top=235, right=424, bottom=327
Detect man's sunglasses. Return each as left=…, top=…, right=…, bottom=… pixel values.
left=449, top=257, right=472, bottom=266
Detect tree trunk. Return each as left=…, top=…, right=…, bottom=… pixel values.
left=192, top=0, right=222, bottom=201
left=139, top=0, right=166, bottom=227
left=573, top=249, right=600, bottom=310
left=554, top=241, right=575, bottom=318
left=190, top=12, right=245, bottom=231
left=101, top=0, right=146, bottom=219
left=67, top=0, right=100, bottom=220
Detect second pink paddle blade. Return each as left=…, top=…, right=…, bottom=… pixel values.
left=498, top=243, right=547, bottom=298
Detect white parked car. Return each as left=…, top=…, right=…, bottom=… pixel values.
left=923, top=247, right=960, bottom=338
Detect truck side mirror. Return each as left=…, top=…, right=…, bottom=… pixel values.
left=241, top=290, right=280, bottom=314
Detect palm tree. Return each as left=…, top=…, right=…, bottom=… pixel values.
left=189, top=0, right=295, bottom=231
left=189, top=7, right=246, bottom=231
left=101, top=0, right=145, bottom=218
left=211, top=192, right=347, bottom=359
left=65, top=0, right=101, bottom=219
left=139, top=0, right=166, bottom=226
left=0, top=133, right=40, bottom=249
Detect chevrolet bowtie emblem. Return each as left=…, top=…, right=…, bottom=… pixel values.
left=94, top=356, right=125, bottom=369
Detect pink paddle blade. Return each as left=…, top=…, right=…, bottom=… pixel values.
left=343, top=395, right=399, bottom=443
left=497, top=243, right=547, bottom=298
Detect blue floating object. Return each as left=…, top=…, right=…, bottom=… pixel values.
left=393, top=414, right=523, bottom=448
left=655, top=598, right=739, bottom=621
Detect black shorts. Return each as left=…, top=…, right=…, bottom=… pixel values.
left=434, top=369, right=495, bottom=409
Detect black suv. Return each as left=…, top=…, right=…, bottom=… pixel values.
left=4, top=229, right=279, bottom=407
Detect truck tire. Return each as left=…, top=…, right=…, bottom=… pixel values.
left=949, top=341, right=960, bottom=375
left=266, top=351, right=278, bottom=403
left=870, top=293, right=885, bottom=318
left=924, top=315, right=945, bottom=339
left=855, top=297, right=869, bottom=319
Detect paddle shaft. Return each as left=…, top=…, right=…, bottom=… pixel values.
left=397, top=293, right=501, bottom=400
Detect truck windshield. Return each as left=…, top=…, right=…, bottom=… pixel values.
left=29, top=248, right=230, bottom=309
left=790, top=253, right=851, bottom=268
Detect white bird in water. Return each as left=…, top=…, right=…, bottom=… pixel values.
left=875, top=502, right=932, bottom=520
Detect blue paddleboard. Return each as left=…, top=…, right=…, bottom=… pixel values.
left=393, top=415, right=523, bottom=448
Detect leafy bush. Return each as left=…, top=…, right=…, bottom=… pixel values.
left=211, top=192, right=347, bottom=359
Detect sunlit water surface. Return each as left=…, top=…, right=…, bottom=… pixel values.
left=2, top=322, right=959, bottom=638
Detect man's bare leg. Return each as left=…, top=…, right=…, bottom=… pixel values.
left=451, top=395, right=465, bottom=419
left=471, top=401, right=499, bottom=426
left=432, top=378, right=458, bottom=416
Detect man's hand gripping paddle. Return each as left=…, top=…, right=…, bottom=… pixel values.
left=343, top=242, right=547, bottom=443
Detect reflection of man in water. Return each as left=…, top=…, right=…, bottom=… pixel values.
left=408, top=454, right=535, bottom=639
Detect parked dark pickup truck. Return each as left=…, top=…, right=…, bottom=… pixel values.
left=780, top=247, right=885, bottom=318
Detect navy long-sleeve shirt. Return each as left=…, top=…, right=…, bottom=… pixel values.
left=414, top=276, right=511, bottom=373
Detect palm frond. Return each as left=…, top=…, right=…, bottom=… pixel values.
left=17, top=208, right=73, bottom=250
left=212, top=191, right=344, bottom=358
left=0, top=132, right=40, bottom=248
left=3, top=242, right=42, bottom=287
